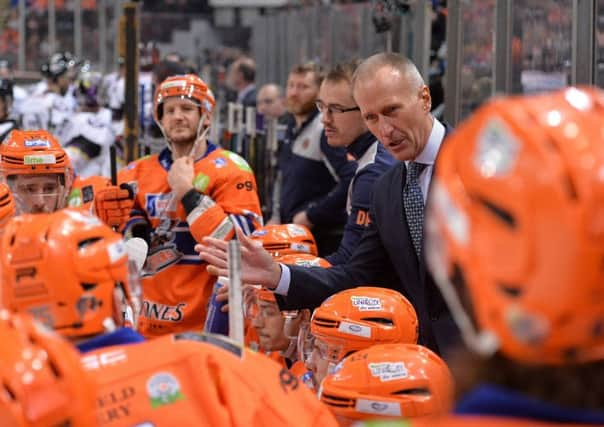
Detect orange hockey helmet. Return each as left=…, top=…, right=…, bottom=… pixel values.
left=425, top=86, right=604, bottom=365
left=251, top=224, right=318, bottom=258
left=153, top=74, right=215, bottom=124
left=0, top=130, right=73, bottom=214
left=0, top=182, right=15, bottom=228
left=277, top=253, right=331, bottom=268
left=1, top=209, right=141, bottom=339
left=0, top=310, right=97, bottom=426
left=299, top=287, right=419, bottom=368
left=320, top=343, right=454, bottom=420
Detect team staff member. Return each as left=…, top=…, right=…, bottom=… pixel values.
left=119, top=74, right=262, bottom=338
left=272, top=62, right=356, bottom=255
left=316, top=60, right=396, bottom=265
left=197, top=53, right=458, bottom=355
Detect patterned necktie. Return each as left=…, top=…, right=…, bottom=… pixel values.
left=403, top=161, right=427, bottom=259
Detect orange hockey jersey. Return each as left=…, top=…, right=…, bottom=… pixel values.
left=118, top=143, right=262, bottom=338
left=68, top=175, right=112, bottom=211
left=82, top=333, right=338, bottom=427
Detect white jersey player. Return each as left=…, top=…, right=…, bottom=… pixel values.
left=61, top=71, right=116, bottom=178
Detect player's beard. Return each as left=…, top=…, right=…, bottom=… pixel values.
left=287, top=98, right=317, bottom=116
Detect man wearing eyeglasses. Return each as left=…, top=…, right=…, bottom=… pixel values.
left=271, top=62, right=356, bottom=256
left=316, top=60, right=396, bottom=265
left=197, top=53, right=459, bottom=356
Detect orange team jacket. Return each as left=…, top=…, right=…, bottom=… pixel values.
left=118, top=143, right=262, bottom=338
left=82, top=333, right=338, bottom=427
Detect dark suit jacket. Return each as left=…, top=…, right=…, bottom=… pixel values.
left=239, top=85, right=257, bottom=108
left=276, top=124, right=460, bottom=355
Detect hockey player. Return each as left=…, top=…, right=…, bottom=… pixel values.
left=0, top=129, right=134, bottom=229
left=419, top=87, right=604, bottom=425
left=0, top=129, right=74, bottom=214
left=118, top=74, right=263, bottom=338
left=0, top=310, right=98, bottom=426
left=319, top=343, right=454, bottom=423
left=250, top=223, right=318, bottom=257
left=0, top=182, right=15, bottom=231
left=0, top=209, right=144, bottom=351
left=298, top=287, right=419, bottom=390
left=83, top=332, right=338, bottom=426
left=20, top=52, right=78, bottom=138
left=61, top=70, right=116, bottom=178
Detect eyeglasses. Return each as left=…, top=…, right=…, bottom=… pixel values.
left=315, top=100, right=360, bottom=115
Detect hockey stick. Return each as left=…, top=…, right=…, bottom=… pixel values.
left=227, top=235, right=244, bottom=354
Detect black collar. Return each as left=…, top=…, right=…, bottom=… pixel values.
left=346, top=131, right=376, bottom=160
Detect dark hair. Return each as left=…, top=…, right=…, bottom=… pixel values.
left=237, top=58, right=256, bottom=83
left=289, top=61, right=325, bottom=87
left=324, top=59, right=362, bottom=85
left=153, top=60, right=186, bottom=85
left=449, top=348, right=604, bottom=411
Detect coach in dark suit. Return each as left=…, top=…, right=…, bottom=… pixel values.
left=197, top=53, right=459, bottom=355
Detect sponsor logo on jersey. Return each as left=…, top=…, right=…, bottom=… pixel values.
left=350, top=296, right=382, bottom=311
left=213, top=157, right=227, bottom=169
left=96, top=385, right=137, bottom=424
left=24, top=138, right=50, bottom=147
left=140, top=299, right=186, bottom=323
left=82, top=349, right=128, bottom=370
left=368, top=362, right=408, bottom=382
left=193, top=173, right=210, bottom=192
left=146, top=193, right=174, bottom=218
left=226, top=152, right=252, bottom=172
left=146, top=372, right=185, bottom=408
left=66, top=188, right=82, bottom=207
left=251, top=229, right=267, bottom=237
left=143, top=244, right=183, bottom=276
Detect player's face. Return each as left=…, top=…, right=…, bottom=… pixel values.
left=9, top=174, right=63, bottom=214
left=160, top=98, right=201, bottom=145
left=307, top=337, right=331, bottom=389
left=252, top=300, right=289, bottom=351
